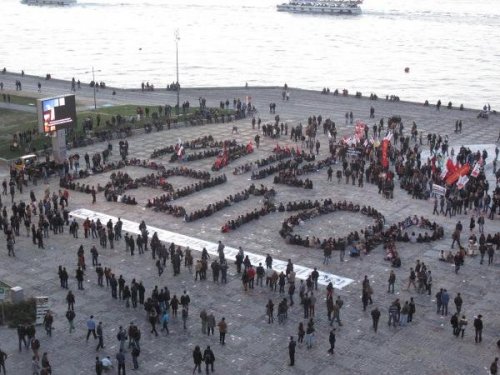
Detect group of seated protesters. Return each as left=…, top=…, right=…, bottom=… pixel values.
left=253, top=155, right=331, bottom=180
left=279, top=201, right=386, bottom=250
left=273, top=171, right=313, bottom=189
left=147, top=183, right=274, bottom=223
left=185, top=189, right=252, bottom=222
left=105, top=192, right=137, bottom=205
left=160, top=166, right=211, bottom=180
left=221, top=201, right=277, bottom=232
left=146, top=200, right=187, bottom=217
left=233, top=148, right=296, bottom=175
left=143, top=174, right=227, bottom=207
left=251, top=159, right=302, bottom=180
left=175, top=175, right=227, bottom=199
left=295, top=157, right=333, bottom=175
left=383, top=215, right=444, bottom=243
left=278, top=199, right=321, bottom=212
left=60, top=176, right=104, bottom=194
left=150, top=136, right=236, bottom=158
left=170, top=147, right=221, bottom=163
left=233, top=163, right=255, bottom=175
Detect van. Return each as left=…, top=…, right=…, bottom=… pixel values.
left=13, top=154, right=38, bottom=172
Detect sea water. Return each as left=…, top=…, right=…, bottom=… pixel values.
left=1, top=0, right=499, bottom=109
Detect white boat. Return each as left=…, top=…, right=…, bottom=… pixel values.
left=21, top=0, right=76, bottom=5
left=277, top=0, right=362, bottom=15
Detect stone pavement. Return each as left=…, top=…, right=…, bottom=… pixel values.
left=0, top=73, right=499, bottom=375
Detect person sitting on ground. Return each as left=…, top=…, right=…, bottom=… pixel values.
left=391, top=255, right=401, bottom=268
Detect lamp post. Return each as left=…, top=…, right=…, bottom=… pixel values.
left=92, top=66, right=97, bottom=110
left=175, top=29, right=180, bottom=114
left=84, top=67, right=101, bottom=110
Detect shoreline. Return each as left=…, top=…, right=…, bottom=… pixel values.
left=1, top=69, right=493, bottom=113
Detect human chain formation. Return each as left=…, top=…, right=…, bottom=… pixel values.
left=232, top=147, right=296, bottom=175
left=1, top=74, right=499, bottom=374
left=150, top=135, right=229, bottom=159
left=148, top=183, right=274, bottom=222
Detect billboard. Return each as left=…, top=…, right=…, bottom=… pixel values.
left=37, top=94, right=77, bottom=133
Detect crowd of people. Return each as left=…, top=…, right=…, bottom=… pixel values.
left=279, top=200, right=386, bottom=252
left=1, top=75, right=499, bottom=375
left=273, top=172, right=313, bottom=189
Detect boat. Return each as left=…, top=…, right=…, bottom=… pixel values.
left=21, top=0, right=77, bottom=5
left=277, top=0, right=362, bottom=15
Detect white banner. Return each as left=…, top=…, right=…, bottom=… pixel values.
left=432, top=184, right=446, bottom=196
left=70, top=209, right=354, bottom=289
left=35, top=297, right=50, bottom=326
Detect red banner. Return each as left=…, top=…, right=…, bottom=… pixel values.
left=381, top=139, right=389, bottom=168
left=445, top=164, right=470, bottom=185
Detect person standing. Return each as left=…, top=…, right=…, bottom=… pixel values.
left=406, top=268, right=417, bottom=290
left=217, top=317, right=227, bottom=345
left=305, top=320, right=315, bottom=349
left=458, top=315, right=468, bottom=338
left=32, top=355, right=41, bottom=375
left=474, top=315, right=483, bottom=343
left=426, top=270, right=433, bottom=296
left=454, top=293, right=463, bottom=315
left=450, top=313, right=459, bottom=336
left=17, top=324, right=27, bottom=352
left=96, top=322, right=105, bottom=351
left=207, top=313, right=216, bottom=336
left=327, top=329, right=336, bottom=354
left=41, top=352, right=51, bottom=374
left=43, top=311, right=53, bottom=337
left=200, top=309, right=208, bottom=334
left=117, top=326, right=127, bottom=351
left=182, top=306, right=189, bottom=330
left=65, top=309, right=75, bottom=333
left=161, top=310, right=170, bottom=334
left=95, top=356, right=103, bottom=375
left=490, top=357, right=498, bottom=375
left=116, top=349, right=126, bottom=375
left=388, top=270, right=396, bottom=293
left=408, top=298, right=416, bottom=323
left=86, top=316, right=97, bottom=341
left=288, top=336, right=296, bottom=366
left=30, top=335, right=40, bottom=361
left=203, top=346, right=215, bottom=374
left=131, top=344, right=140, bottom=370
left=180, top=290, right=191, bottom=312
left=193, top=345, right=203, bottom=374
left=369, top=305, right=381, bottom=332
left=0, top=348, right=7, bottom=375
left=266, top=300, right=275, bottom=324
left=441, top=289, right=450, bottom=316
left=66, top=291, right=75, bottom=311
left=149, top=309, right=158, bottom=337
left=334, top=296, right=343, bottom=326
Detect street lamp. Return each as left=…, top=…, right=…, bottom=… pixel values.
left=175, top=29, right=180, bottom=114
left=84, top=67, right=101, bottom=110
left=92, top=66, right=97, bottom=110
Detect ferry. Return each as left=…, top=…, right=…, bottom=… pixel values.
left=277, top=0, right=362, bottom=15
left=21, top=0, right=77, bottom=5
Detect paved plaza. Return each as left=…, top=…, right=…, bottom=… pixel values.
left=0, top=72, right=499, bottom=374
